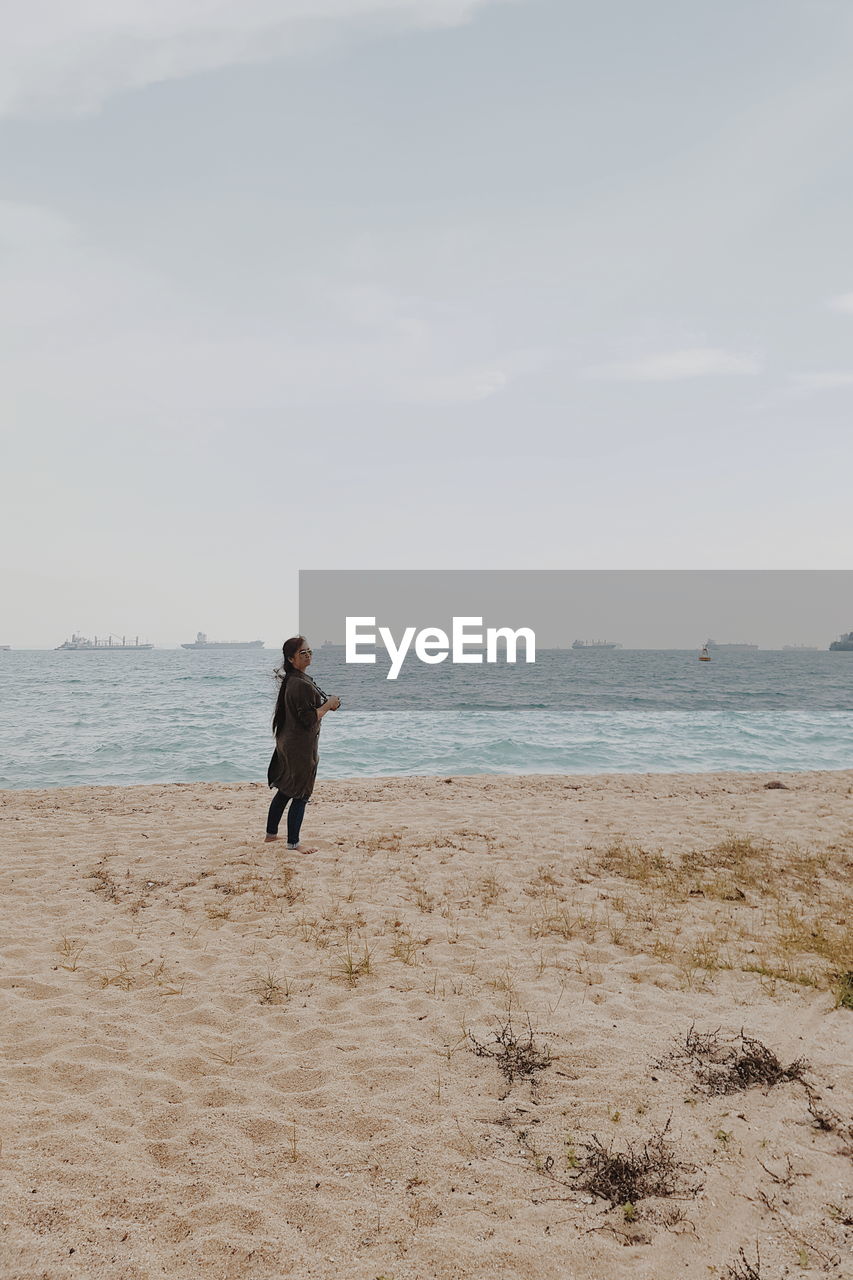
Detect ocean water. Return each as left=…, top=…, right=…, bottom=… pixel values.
left=0, top=647, right=851, bottom=790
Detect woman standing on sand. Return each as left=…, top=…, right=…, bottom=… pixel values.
left=265, top=637, right=340, bottom=851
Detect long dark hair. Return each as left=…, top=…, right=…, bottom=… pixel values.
left=272, top=636, right=306, bottom=737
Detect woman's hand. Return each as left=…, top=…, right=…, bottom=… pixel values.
left=327, top=695, right=342, bottom=710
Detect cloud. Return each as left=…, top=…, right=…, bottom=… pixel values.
left=0, top=0, right=515, bottom=119
left=828, top=292, right=853, bottom=313
left=788, top=371, right=853, bottom=392
left=582, top=347, right=762, bottom=383
left=0, top=199, right=530, bottom=421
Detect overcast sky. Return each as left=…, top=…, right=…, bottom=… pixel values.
left=2, top=0, right=852, bottom=648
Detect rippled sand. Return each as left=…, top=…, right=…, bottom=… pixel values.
left=2, top=771, right=851, bottom=1279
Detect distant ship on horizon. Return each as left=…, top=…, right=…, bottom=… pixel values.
left=782, top=643, right=819, bottom=651
left=181, top=631, right=265, bottom=650
left=829, top=631, right=853, bottom=651
left=572, top=639, right=622, bottom=650
left=56, top=633, right=153, bottom=651
left=704, top=639, right=759, bottom=651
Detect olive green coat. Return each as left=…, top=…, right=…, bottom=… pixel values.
left=267, top=670, right=324, bottom=798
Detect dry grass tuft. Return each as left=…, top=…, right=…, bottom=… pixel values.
left=409, top=881, right=435, bottom=913
left=479, top=872, right=503, bottom=907
left=56, top=936, right=87, bottom=971
left=88, top=861, right=122, bottom=902
left=833, top=970, right=853, bottom=1009
left=212, top=868, right=301, bottom=909
left=723, top=1246, right=765, bottom=1279
left=662, top=1025, right=808, bottom=1096
left=95, top=955, right=184, bottom=996
left=575, top=1120, right=700, bottom=1208
left=710, top=833, right=768, bottom=868
left=468, top=1014, right=551, bottom=1085
left=589, top=831, right=849, bottom=918
left=485, top=965, right=519, bottom=1000
left=390, top=927, right=429, bottom=966
left=355, top=830, right=406, bottom=856
left=99, top=957, right=136, bottom=991
left=250, top=966, right=290, bottom=1005
left=804, top=1087, right=853, bottom=1144
left=529, top=892, right=600, bottom=943
left=587, top=829, right=853, bottom=994
left=210, top=1042, right=252, bottom=1066
left=776, top=910, right=853, bottom=970
left=295, top=914, right=326, bottom=946
left=593, top=838, right=673, bottom=886
left=333, top=939, right=374, bottom=987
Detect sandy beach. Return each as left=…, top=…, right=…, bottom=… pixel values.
left=1, top=770, right=851, bottom=1279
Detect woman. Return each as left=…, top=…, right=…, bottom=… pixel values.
left=265, top=636, right=340, bottom=851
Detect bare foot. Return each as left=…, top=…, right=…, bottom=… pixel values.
left=287, top=843, right=316, bottom=854
left=264, top=834, right=278, bottom=842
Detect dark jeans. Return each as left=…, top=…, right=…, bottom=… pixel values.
left=266, top=791, right=307, bottom=844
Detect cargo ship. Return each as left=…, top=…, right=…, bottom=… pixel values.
left=56, top=633, right=153, bottom=651
left=704, top=639, right=758, bottom=651
left=181, top=631, right=265, bottom=650
left=829, top=631, right=853, bottom=651
left=572, top=639, right=622, bottom=650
